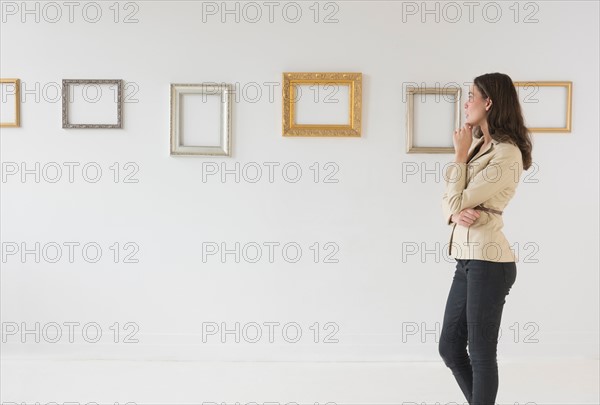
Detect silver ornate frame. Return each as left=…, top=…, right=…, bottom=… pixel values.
left=62, top=79, right=123, bottom=129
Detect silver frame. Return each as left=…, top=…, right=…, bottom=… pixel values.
left=170, top=83, right=232, bottom=157
left=62, top=79, right=122, bottom=129
left=406, top=86, right=461, bottom=153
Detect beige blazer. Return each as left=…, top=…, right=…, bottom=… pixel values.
left=441, top=136, right=523, bottom=262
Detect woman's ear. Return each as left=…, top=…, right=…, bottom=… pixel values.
left=485, top=99, right=493, bottom=111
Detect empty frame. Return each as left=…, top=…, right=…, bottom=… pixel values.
left=282, top=72, right=362, bottom=137
left=514, top=81, right=572, bottom=132
left=1, top=78, right=20, bottom=127
left=406, top=86, right=461, bottom=153
left=170, top=83, right=232, bottom=156
left=62, top=79, right=123, bottom=129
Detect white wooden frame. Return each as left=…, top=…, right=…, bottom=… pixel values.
left=170, top=83, right=232, bottom=156
left=406, top=86, right=461, bottom=153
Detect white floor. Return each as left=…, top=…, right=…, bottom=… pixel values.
left=1, top=358, right=598, bottom=404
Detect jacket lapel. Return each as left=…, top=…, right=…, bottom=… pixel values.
left=468, top=138, right=494, bottom=163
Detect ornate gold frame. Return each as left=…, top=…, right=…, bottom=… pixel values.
left=282, top=72, right=362, bottom=137
left=513, top=81, right=572, bottom=132
left=406, top=86, right=461, bottom=153
left=1, top=78, right=20, bottom=127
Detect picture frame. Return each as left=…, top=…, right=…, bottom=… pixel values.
left=62, top=79, right=123, bottom=129
left=282, top=72, right=362, bottom=137
left=513, top=81, right=572, bottom=132
left=170, top=83, right=233, bottom=157
left=406, top=86, right=461, bottom=153
left=1, top=78, right=21, bottom=127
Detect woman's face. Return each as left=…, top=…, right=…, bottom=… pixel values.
left=465, top=84, right=491, bottom=126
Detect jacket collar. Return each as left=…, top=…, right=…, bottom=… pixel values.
left=475, top=136, right=500, bottom=146
left=468, top=137, right=498, bottom=163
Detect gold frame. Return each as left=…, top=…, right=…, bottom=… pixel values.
left=513, top=81, right=572, bottom=132
left=282, top=72, right=362, bottom=137
left=406, top=86, right=461, bottom=153
left=1, top=78, right=20, bottom=127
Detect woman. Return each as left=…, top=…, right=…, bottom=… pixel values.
left=439, top=72, right=533, bottom=404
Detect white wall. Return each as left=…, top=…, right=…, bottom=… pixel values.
left=1, top=0, right=598, bottom=362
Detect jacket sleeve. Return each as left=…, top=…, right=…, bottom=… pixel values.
left=441, top=148, right=521, bottom=222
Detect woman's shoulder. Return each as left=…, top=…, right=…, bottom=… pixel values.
left=492, top=140, right=524, bottom=173
left=494, top=140, right=522, bottom=158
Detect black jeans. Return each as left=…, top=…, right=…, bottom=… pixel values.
left=438, top=259, right=517, bottom=405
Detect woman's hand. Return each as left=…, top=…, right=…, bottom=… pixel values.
left=451, top=208, right=480, bottom=227
left=453, top=124, right=474, bottom=162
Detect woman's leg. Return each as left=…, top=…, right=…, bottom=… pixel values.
left=466, top=260, right=517, bottom=405
left=439, top=259, right=473, bottom=403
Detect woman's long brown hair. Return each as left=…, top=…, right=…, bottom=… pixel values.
left=472, top=73, right=534, bottom=170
